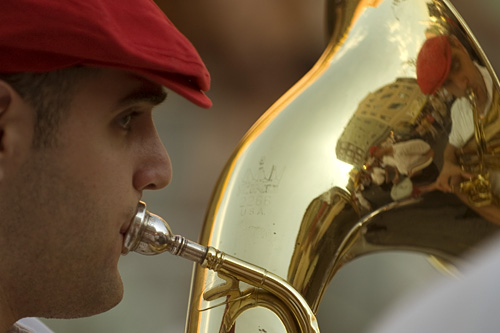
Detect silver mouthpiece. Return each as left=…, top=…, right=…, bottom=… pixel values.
left=122, top=201, right=208, bottom=264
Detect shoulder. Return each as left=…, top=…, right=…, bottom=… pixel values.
left=450, top=98, right=473, bottom=127
left=451, top=97, right=471, bottom=115
left=394, top=139, right=429, bottom=151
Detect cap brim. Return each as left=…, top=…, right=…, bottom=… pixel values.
left=140, top=71, right=212, bottom=108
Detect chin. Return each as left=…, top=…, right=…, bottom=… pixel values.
left=47, top=274, right=125, bottom=319
left=87, top=275, right=125, bottom=315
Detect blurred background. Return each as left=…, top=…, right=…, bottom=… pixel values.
left=41, top=0, right=500, bottom=332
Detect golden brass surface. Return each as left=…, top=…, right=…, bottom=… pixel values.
left=184, top=0, right=500, bottom=331
left=201, top=248, right=319, bottom=332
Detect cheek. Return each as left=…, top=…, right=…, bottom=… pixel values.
left=69, top=140, right=133, bottom=188
left=445, top=85, right=462, bottom=98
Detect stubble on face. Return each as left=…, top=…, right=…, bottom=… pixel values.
left=0, top=68, right=170, bottom=320
left=2, top=145, right=125, bottom=319
left=0, top=70, right=142, bottom=319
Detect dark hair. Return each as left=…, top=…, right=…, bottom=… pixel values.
left=0, top=67, right=96, bottom=148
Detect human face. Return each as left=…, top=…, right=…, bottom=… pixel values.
left=441, top=42, right=487, bottom=106
left=1, top=69, right=171, bottom=319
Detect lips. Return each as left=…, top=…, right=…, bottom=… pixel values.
left=120, top=220, right=132, bottom=235
left=120, top=206, right=138, bottom=235
left=120, top=213, right=135, bottom=255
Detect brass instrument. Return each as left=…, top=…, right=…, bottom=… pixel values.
left=123, top=0, right=500, bottom=331
left=122, top=202, right=319, bottom=332
left=459, top=90, right=499, bottom=206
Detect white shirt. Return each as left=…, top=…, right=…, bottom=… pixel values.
left=12, top=318, right=53, bottom=333
left=382, top=139, right=431, bottom=175
left=447, top=63, right=499, bottom=195
left=448, top=63, right=493, bottom=148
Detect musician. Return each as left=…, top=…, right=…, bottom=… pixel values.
left=416, top=34, right=500, bottom=224
left=370, top=139, right=435, bottom=183
left=0, top=1, right=211, bottom=332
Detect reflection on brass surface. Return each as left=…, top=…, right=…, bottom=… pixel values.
left=288, top=187, right=361, bottom=312
left=457, top=91, right=500, bottom=207
left=178, top=0, right=500, bottom=331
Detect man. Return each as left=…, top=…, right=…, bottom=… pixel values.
left=370, top=139, right=435, bottom=183
left=0, top=0, right=211, bottom=332
left=416, top=34, right=500, bottom=224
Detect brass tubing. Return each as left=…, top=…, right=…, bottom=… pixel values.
left=123, top=202, right=319, bottom=332
left=202, top=248, right=320, bottom=333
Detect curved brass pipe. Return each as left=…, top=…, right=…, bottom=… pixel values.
left=205, top=287, right=297, bottom=333
left=122, top=202, right=320, bottom=333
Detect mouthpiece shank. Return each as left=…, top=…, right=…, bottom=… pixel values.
left=122, top=201, right=208, bottom=263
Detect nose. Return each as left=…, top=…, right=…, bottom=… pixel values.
left=133, top=130, right=172, bottom=191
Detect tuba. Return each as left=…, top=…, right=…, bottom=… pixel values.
left=458, top=89, right=500, bottom=207
left=123, top=0, right=500, bottom=331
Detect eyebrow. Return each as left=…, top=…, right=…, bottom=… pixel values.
left=116, top=84, right=168, bottom=109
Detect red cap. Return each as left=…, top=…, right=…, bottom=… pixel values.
left=0, top=0, right=212, bottom=108
left=416, top=35, right=451, bottom=95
